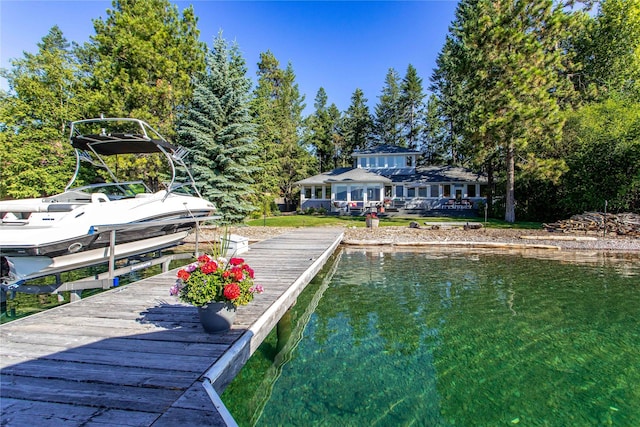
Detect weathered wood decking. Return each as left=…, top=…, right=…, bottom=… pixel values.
left=0, top=228, right=344, bottom=426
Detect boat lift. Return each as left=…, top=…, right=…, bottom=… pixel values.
left=1, top=215, right=218, bottom=314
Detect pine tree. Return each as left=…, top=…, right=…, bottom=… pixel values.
left=433, top=0, right=571, bottom=222
left=84, top=0, right=205, bottom=135
left=306, top=88, right=340, bottom=172
left=399, top=64, right=426, bottom=150
left=176, top=34, right=259, bottom=223
left=251, top=51, right=311, bottom=211
left=373, top=68, right=403, bottom=146
left=341, top=88, right=373, bottom=163
left=421, top=94, right=448, bottom=165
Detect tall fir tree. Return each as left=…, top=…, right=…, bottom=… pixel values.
left=421, top=94, right=449, bottom=165
left=306, top=87, right=340, bottom=172
left=433, top=0, right=571, bottom=222
left=341, top=88, right=373, bottom=163
left=0, top=26, right=86, bottom=198
left=176, top=34, right=259, bottom=223
left=84, top=0, right=205, bottom=135
left=373, top=68, right=403, bottom=146
left=251, top=51, right=311, bottom=211
left=399, top=64, right=426, bottom=150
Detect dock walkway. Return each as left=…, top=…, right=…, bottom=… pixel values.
left=1, top=228, right=344, bottom=426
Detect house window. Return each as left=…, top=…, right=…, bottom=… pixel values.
left=407, top=188, right=416, bottom=198
left=480, top=185, right=489, bottom=197
left=443, top=184, right=451, bottom=197
left=430, top=185, right=440, bottom=197
left=418, top=187, right=428, bottom=197
left=377, top=157, right=385, bottom=167
left=359, top=158, right=366, bottom=168
left=368, top=157, right=375, bottom=168
left=336, top=185, right=347, bottom=201
left=351, top=186, right=364, bottom=201
left=396, top=186, right=404, bottom=197
left=406, top=156, right=413, bottom=167
left=304, top=187, right=312, bottom=199
left=385, top=186, right=392, bottom=198
left=367, top=187, right=380, bottom=202
left=315, top=187, right=324, bottom=199
left=467, top=185, right=476, bottom=197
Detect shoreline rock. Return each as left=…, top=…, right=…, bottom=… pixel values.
left=189, top=225, right=640, bottom=254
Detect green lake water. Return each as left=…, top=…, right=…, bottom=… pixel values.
left=222, top=248, right=640, bottom=426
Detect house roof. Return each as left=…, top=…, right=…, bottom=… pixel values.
left=294, top=167, right=392, bottom=186
left=353, top=144, right=421, bottom=156
left=385, top=166, right=487, bottom=184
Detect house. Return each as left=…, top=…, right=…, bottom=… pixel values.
left=295, top=145, right=488, bottom=214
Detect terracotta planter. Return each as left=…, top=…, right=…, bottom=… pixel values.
left=198, top=302, right=236, bottom=333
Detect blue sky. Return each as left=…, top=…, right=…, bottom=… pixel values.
left=1, top=1, right=458, bottom=114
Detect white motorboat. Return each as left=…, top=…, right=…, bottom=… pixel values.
left=0, top=118, right=216, bottom=285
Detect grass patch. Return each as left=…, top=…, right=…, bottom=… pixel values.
left=242, top=215, right=542, bottom=229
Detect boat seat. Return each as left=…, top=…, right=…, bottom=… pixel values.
left=91, top=193, right=110, bottom=203
left=47, top=204, right=83, bottom=212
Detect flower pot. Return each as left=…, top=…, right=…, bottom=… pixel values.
left=366, top=218, right=379, bottom=228
left=198, top=302, right=237, bottom=333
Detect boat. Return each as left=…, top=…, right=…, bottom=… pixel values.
left=0, top=117, right=217, bottom=286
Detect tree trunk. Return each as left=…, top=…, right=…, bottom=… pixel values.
left=505, top=141, right=516, bottom=223
left=486, top=157, right=494, bottom=215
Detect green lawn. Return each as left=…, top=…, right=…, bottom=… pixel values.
left=244, top=215, right=542, bottom=229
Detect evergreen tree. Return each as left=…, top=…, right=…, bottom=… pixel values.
left=306, top=87, right=340, bottom=172
left=421, top=94, right=448, bottom=165
left=399, top=64, right=426, bottom=150
left=176, top=34, right=259, bottom=223
left=251, top=51, right=311, bottom=211
left=84, top=0, right=205, bottom=134
left=434, top=0, right=572, bottom=222
left=341, top=88, right=373, bottom=164
left=0, top=26, right=86, bottom=198
left=373, top=68, right=403, bottom=146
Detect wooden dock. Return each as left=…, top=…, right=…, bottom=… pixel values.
left=0, top=228, right=344, bottom=426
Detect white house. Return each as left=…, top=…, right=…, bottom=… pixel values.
left=295, top=145, right=488, bottom=213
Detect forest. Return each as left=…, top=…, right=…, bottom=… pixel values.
left=0, top=0, right=638, bottom=223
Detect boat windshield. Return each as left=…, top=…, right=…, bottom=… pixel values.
left=73, top=181, right=151, bottom=200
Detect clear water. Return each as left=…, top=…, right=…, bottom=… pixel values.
left=223, top=248, right=640, bottom=426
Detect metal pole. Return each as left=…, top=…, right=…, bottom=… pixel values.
left=108, top=229, right=116, bottom=288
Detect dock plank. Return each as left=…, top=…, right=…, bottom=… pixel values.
left=1, top=228, right=343, bottom=426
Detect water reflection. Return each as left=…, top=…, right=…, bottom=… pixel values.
left=223, top=248, right=640, bottom=426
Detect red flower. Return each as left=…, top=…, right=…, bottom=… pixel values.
left=229, top=257, right=244, bottom=266
left=197, top=254, right=211, bottom=263
left=200, top=261, right=218, bottom=274
left=177, top=269, right=190, bottom=281
left=242, top=264, right=255, bottom=279
left=223, top=283, right=241, bottom=300
left=230, top=267, right=244, bottom=282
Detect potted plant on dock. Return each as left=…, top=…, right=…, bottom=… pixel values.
left=365, top=212, right=379, bottom=228
left=170, top=254, right=263, bottom=333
